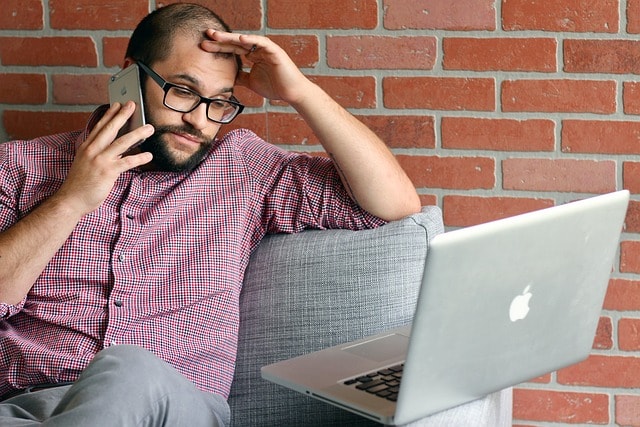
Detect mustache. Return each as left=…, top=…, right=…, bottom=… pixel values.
left=152, top=124, right=209, bottom=144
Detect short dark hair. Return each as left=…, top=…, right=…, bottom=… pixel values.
left=125, top=3, right=241, bottom=74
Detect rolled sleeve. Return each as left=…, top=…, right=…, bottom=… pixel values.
left=231, top=129, right=386, bottom=233
left=0, top=296, right=26, bottom=319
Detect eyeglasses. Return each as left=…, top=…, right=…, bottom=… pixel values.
left=136, top=61, right=244, bottom=124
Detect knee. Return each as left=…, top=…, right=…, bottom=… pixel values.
left=95, top=344, right=159, bottom=367
left=95, top=344, right=158, bottom=369
left=86, top=345, right=179, bottom=386
left=57, top=346, right=229, bottom=426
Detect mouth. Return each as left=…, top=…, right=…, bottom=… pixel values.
left=168, top=131, right=204, bottom=149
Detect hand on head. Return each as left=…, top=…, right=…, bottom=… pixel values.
left=200, top=30, right=312, bottom=106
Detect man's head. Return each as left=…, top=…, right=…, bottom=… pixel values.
left=126, top=3, right=241, bottom=74
left=124, top=3, right=242, bottom=172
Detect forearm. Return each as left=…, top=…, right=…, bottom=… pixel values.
left=290, top=83, right=421, bottom=221
left=202, top=31, right=421, bottom=219
left=0, top=195, right=84, bottom=305
left=0, top=103, right=152, bottom=306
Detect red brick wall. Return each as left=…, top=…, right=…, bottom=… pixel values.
left=2, top=0, right=640, bottom=424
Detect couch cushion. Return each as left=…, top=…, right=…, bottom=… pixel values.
left=228, top=207, right=443, bottom=426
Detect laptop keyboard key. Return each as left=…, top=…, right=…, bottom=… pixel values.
left=356, top=379, right=386, bottom=390
left=366, top=384, right=390, bottom=394
left=345, top=363, right=405, bottom=401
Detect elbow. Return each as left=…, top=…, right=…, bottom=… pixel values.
left=405, top=194, right=423, bottom=216
left=392, top=202, right=422, bottom=222
left=374, top=192, right=422, bottom=222
left=0, top=279, right=28, bottom=307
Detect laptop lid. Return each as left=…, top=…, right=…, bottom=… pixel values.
left=394, top=189, right=629, bottom=424
left=262, top=190, right=629, bottom=425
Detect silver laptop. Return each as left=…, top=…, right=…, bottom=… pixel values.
left=261, top=190, right=629, bottom=425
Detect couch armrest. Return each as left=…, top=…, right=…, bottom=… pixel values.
left=228, top=207, right=443, bottom=426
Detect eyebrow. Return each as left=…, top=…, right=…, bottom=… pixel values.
left=170, top=73, right=234, bottom=95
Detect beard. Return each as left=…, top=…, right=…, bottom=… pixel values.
left=138, top=123, right=214, bottom=173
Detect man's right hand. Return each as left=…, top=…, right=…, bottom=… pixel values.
left=54, top=101, right=154, bottom=216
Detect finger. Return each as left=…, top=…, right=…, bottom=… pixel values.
left=200, top=39, right=251, bottom=56
left=116, top=149, right=153, bottom=172
left=109, top=123, right=155, bottom=156
left=237, top=34, right=260, bottom=52
left=203, top=30, right=260, bottom=54
left=83, top=101, right=137, bottom=151
left=205, top=29, right=236, bottom=42
left=82, top=103, right=122, bottom=144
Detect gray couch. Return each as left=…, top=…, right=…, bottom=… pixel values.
left=227, top=206, right=512, bottom=426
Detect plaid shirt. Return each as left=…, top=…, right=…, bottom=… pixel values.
left=0, top=107, right=384, bottom=399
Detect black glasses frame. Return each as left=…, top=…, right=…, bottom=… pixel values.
left=136, top=61, right=244, bottom=124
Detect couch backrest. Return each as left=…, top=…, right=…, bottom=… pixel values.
left=229, top=206, right=444, bottom=426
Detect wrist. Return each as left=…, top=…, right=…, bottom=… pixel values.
left=45, top=191, right=91, bottom=221
left=287, top=81, right=328, bottom=111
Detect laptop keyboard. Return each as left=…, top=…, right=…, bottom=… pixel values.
left=343, top=363, right=403, bottom=401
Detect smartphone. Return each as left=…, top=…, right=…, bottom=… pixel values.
left=108, top=64, right=146, bottom=137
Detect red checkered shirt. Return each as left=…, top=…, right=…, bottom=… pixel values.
left=0, top=107, right=384, bottom=399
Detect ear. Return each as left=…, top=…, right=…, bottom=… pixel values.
left=122, top=57, right=135, bottom=68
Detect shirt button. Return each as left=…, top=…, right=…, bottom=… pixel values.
left=114, top=300, right=123, bottom=307
left=118, top=254, right=125, bottom=262
left=126, top=214, right=134, bottom=219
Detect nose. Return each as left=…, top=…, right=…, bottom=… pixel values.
left=182, top=103, right=209, bottom=130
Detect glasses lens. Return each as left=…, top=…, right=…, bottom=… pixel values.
left=208, top=100, right=239, bottom=123
left=164, top=86, right=241, bottom=123
left=165, top=86, right=200, bottom=112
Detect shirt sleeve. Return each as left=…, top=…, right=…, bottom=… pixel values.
left=0, top=296, right=27, bottom=319
left=232, top=129, right=387, bottom=234
left=0, top=143, right=28, bottom=319
left=0, top=142, right=20, bottom=232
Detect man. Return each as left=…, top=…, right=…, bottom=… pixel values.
left=0, top=3, right=420, bottom=426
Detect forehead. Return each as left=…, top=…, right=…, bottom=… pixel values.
left=153, top=33, right=237, bottom=91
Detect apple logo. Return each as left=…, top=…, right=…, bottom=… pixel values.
left=509, top=285, right=532, bottom=322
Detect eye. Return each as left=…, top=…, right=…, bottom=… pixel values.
left=210, top=99, right=230, bottom=109
left=171, top=86, right=196, bottom=98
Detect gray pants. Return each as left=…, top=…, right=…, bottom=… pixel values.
left=0, top=345, right=230, bottom=426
